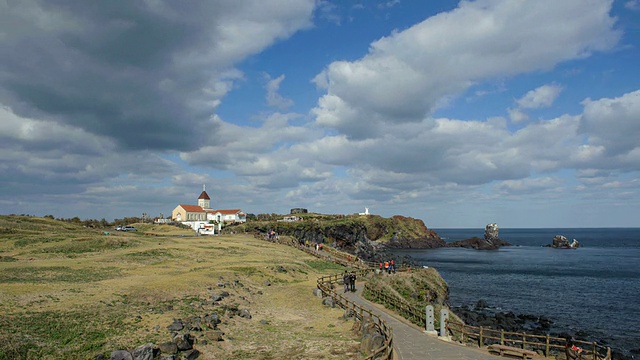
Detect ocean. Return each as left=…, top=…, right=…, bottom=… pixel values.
left=390, top=228, right=640, bottom=357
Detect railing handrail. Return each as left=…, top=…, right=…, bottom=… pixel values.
left=316, top=274, right=394, bottom=359
left=446, top=319, right=611, bottom=360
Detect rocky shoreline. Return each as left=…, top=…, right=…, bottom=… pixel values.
left=451, top=300, right=637, bottom=360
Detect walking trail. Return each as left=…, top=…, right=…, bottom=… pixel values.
left=342, top=282, right=499, bottom=360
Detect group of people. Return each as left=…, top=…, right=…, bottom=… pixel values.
left=342, top=271, right=357, bottom=293
left=266, top=230, right=279, bottom=241
left=379, top=259, right=396, bottom=274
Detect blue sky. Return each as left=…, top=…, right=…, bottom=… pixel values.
left=1, top=0, right=639, bottom=228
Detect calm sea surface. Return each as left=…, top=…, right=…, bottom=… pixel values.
left=390, top=228, right=640, bottom=356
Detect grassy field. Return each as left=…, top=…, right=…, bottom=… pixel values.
left=0, top=216, right=362, bottom=359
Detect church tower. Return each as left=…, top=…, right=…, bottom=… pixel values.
left=197, top=184, right=211, bottom=210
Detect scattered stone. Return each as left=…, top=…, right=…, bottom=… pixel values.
left=173, top=333, right=194, bottom=351
left=130, top=343, right=155, bottom=360
left=259, top=320, right=269, bottom=325
left=239, top=309, right=251, bottom=319
left=183, top=349, right=200, bottom=360
left=313, top=288, right=323, bottom=298
left=204, top=330, right=224, bottom=342
left=167, top=320, right=184, bottom=332
left=157, top=342, right=178, bottom=355
left=109, top=350, right=133, bottom=360
left=322, top=297, right=335, bottom=308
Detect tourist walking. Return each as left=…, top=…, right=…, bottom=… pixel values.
left=343, top=271, right=350, bottom=293
left=350, top=272, right=356, bottom=292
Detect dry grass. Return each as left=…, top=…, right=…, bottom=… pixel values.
left=0, top=216, right=362, bottom=359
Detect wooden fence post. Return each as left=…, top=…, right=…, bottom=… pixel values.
left=479, top=326, right=483, bottom=347
left=500, top=329, right=505, bottom=345
left=545, top=334, right=550, bottom=356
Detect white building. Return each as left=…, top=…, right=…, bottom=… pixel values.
left=171, top=186, right=246, bottom=234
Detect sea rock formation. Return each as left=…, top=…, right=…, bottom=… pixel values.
left=445, top=223, right=510, bottom=249
left=446, top=236, right=511, bottom=250
left=484, top=223, right=500, bottom=243
left=550, top=235, right=580, bottom=249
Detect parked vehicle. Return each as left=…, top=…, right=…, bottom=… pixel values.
left=115, top=226, right=123, bottom=231
left=121, top=226, right=137, bottom=231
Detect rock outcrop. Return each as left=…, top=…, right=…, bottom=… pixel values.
left=229, top=214, right=443, bottom=261
left=446, top=223, right=510, bottom=250
left=549, top=235, right=580, bottom=249
left=484, top=223, right=500, bottom=243
left=446, top=236, right=511, bottom=250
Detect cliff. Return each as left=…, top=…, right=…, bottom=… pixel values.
left=224, top=214, right=444, bottom=261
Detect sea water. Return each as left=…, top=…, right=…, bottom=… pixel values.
left=390, top=228, right=640, bottom=356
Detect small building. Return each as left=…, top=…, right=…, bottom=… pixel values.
left=171, top=186, right=246, bottom=234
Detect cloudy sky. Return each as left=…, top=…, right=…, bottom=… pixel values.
left=1, top=0, right=639, bottom=228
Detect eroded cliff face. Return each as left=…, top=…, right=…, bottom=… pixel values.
left=226, top=214, right=444, bottom=260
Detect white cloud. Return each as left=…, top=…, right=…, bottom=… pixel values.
left=265, top=74, right=294, bottom=110
left=579, top=90, right=640, bottom=156
left=625, top=0, right=640, bottom=11
left=516, top=84, right=564, bottom=109
left=312, top=0, right=619, bottom=138
left=0, top=0, right=315, bottom=151
left=508, top=107, right=529, bottom=123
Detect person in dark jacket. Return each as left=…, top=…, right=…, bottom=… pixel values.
left=349, top=272, right=356, bottom=292
left=343, top=271, right=350, bottom=293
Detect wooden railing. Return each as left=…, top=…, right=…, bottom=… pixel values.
left=446, top=319, right=611, bottom=360
left=317, top=272, right=394, bottom=360
left=362, top=284, right=427, bottom=327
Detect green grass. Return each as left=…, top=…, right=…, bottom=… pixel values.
left=38, top=238, right=137, bottom=254
left=13, top=236, right=68, bottom=247
left=0, top=308, right=132, bottom=360
left=304, top=260, right=346, bottom=272
left=0, top=266, right=121, bottom=283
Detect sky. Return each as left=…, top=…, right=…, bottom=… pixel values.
left=1, top=0, right=639, bottom=228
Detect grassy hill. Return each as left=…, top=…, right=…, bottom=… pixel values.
left=0, top=215, right=362, bottom=359
left=226, top=213, right=441, bottom=248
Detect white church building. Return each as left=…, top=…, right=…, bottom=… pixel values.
left=171, top=186, right=246, bottom=234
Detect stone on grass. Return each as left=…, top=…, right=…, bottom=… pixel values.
left=130, top=343, right=155, bottom=360
left=110, top=350, right=133, bottom=360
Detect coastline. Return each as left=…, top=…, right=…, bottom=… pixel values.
left=390, top=228, right=640, bottom=359
left=394, top=228, right=640, bottom=359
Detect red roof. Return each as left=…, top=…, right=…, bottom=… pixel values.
left=215, top=209, right=242, bottom=215
left=179, top=204, right=205, bottom=213
left=198, top=191, right=210, bottom=200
